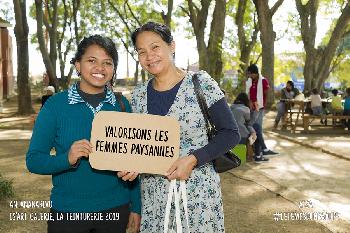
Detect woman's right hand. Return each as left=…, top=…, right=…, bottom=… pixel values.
left=117, top=171, right=139, bottom=181
left=68, top=139, right=92, bottom=165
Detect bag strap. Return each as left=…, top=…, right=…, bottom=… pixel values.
left=192, top=74, right=215, bottom=139
left=164, top=180, right=189, bottom=233
left=114, top=92, right=126, bottom=112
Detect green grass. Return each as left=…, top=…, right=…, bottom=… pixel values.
left=0, top=173, right=14, bottom=200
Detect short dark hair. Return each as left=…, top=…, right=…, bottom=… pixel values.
left=247, top=64, right=259, bottom=74
left=234, top=92, right=250, bottom=108
left=131, top=21, right=173, bottom=47
left=286, top=80, right=294, bottom=89
left=332, top=89, right=338, bottom=96
left=70, top=35, right=118, bottom=83
left=312, top=88, right=319, bottom=95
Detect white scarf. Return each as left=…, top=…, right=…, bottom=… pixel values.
left=246, top=75, right=264, bottom=109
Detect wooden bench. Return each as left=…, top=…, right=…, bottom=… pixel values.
left=303, top=114, right=350, bottom=131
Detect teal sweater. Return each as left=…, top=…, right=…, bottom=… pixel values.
left=26, top=89, right=141, bottom=214
left=345, top=96, right=350, bottom=110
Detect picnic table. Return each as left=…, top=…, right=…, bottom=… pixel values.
left=281, top=98, right=349, bottom=132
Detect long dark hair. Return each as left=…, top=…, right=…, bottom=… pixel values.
left=234, top=93, right=250, bottom=107
left=70, top=35, right=118, bottom=85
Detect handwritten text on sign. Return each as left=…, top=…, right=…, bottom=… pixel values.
left=89, top=111, right=180, bottom=175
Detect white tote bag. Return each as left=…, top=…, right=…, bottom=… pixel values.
left=164, top=180, right=189, bottom=233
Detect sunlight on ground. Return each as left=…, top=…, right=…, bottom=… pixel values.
left=328, top=203, right=350, bottom=221
left=265, top=139, right=294, bottom=148
left=314, top=140, right=350, bottom=148
left=0, top=130, right=32, bottom=140
left=301, top=164, right=332, bottom=176
left=304, top=198, right=350, bottom=222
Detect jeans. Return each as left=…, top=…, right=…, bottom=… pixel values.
left=240, top=123, right=263, bottom=158
left=275, top=102, right=286, bottom=125
left=344, top=109, right=350, bottom=129
left=251, top=109, right=267, bottom=150
left=252, top=123, right=263, bottom=156
left=312, top=106, right=323, bottom=116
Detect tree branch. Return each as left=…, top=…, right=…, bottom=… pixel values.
left=125, top=0, right=142, bottom=26
left=271, top=0, right=284, bottom=16
left=107, top=0, right=133, bottom=35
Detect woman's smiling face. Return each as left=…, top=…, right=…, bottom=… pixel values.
left=75, top=44, right=114, bottom=94
left=135, top=31, right=175, bottom=76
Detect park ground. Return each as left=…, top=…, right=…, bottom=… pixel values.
left=0, top=92, right=349, bottom=233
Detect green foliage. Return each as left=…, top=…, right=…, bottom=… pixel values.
left=274, top=52, right=305, bottom=88
left=0, top=173, right=14, bottom=200
left=0, top=0, right=14, bottom=23
left=220, top=78, right=236, bottom=103
left=331, top=56, right=350, bottom=88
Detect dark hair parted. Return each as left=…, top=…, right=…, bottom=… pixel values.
left=234, top=92, right=250, bottom=108
left=247, top=64, right=259, bottom=74
left=131, top=21, right=173, bottom=47
left=70, top=35, right=118, bottom=82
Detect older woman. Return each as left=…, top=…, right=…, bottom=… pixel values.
left=119, top=21, right=240, bottom=232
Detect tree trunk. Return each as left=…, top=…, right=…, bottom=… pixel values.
left=49, top=0, right=58, bottom=87
left=235, top=0, right=259, bottom=92
left=35, top=0, right=59, bottom=90
left=13, top=0, right=34, bottom=115
left=207, top=0, right=226, bottom=81
left=253, top=0, right=284, bottom=108
left=187, top=0, right=226, bottom=83
left=134, top=61, right=139, bottom=86
left=141, top=69, right=146, bottom=82
left=162, top=0, right=173, bottom=28
left=296, top=0, right=350, bottom=93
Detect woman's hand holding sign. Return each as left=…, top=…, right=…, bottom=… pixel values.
left=117, top=171, right=139, bottom=181
left=68, top=139, right=92, bottom=165
left=166, top=155, right=198, bottom=180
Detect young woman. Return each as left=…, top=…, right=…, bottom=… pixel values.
left=120, top=21, right=240, bottom=232
left=230, top=93, right=268, bottom=163
left=26, top=35, right=141, bottom=233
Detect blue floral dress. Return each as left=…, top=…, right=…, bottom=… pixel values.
left=131, top=71, right=225, bottom=233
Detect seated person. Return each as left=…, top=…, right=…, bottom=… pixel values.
left=274, top=81, right=300, bottom=128
left=231, top=93, right=269, bottom=163
left=41, top=86, right=55, bottom=109
left=330, top=89, right=343, bottom=114
left=310, top=88, right=324, bottom=124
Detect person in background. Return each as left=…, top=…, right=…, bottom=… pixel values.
left=41, top=86, right=55, bottom=109
left=43, top=71, right=50, bottom=88
left=330, top=89, right=343, bottom=114
left=310, top=88, right=324, bottom=124
left=120, top=21, right=240, bottom=232
left=343, top=87, right=350, bottom=130
left=274, top=80, right=300, bottom=129
left=231, top=93, right=269, bottom=163
left=246, top=64, right=278, bottom=156
left=26, top=35, right=141, bottom=233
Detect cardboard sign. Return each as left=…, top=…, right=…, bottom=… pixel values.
left=89, top=111, right=180, bottom=175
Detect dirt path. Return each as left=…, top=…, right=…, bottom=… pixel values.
left=0, top=96, right=347, bottom=232
left=0, top=137, right=332, bottom=233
